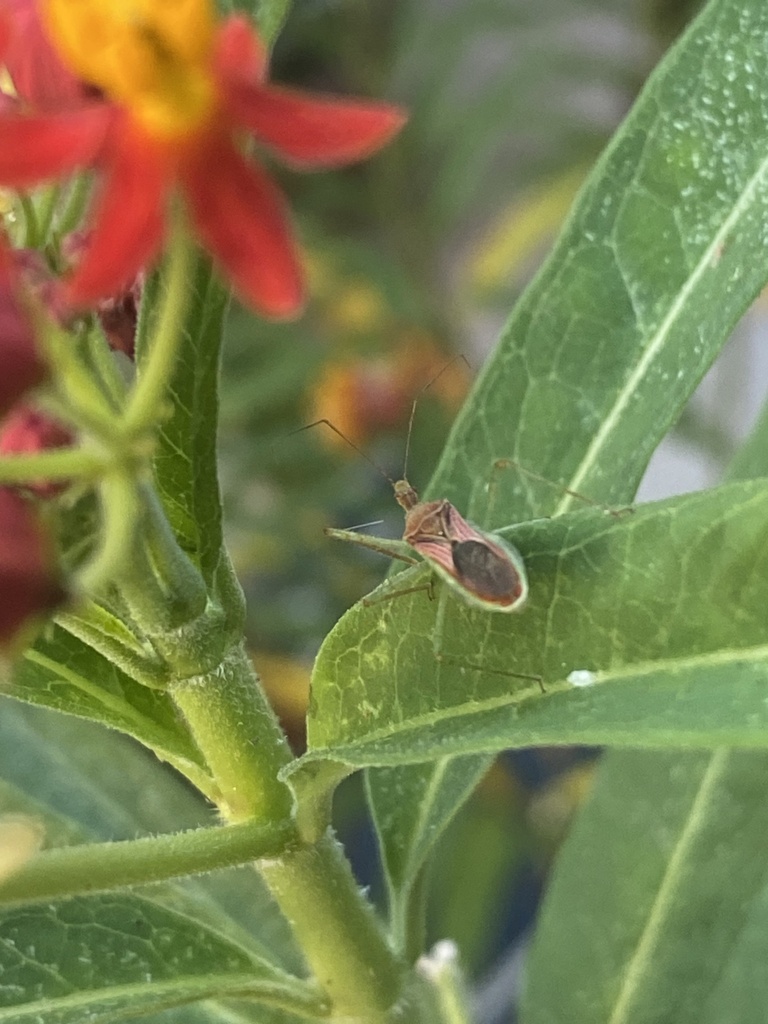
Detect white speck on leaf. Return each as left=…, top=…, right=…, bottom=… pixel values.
left=567, top=669, right=597, bottom=687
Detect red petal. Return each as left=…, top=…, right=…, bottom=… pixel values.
left=0, top=105, right=111, bottom=186
left=0, top=9, right=11, bottom=57
left=214, top=15, right=268, bottom=83
left=182, top=134, right=303, bottom=318
left=223, top=81, right=406, bottom=169
left=66, top=119, right=166, bottom=306
left=4, top=0, right=87, bottom=110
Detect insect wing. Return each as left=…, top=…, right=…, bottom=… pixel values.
left=451, top=536, right=527, bottom=609
left=410, top=504, right=528, bottom=613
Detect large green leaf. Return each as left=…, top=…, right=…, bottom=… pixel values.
left=300, top=477, right=768, bottom=770
left=426, top=0, right=768, bottom=523
left=0, top=703, right=210, bottom=840
left=521, top=749, right=768, bottom=1024
left=359, top=0, right=768, bottom=949
left=520, top=305, right=768, bottom=1023
left=0, top=894, right=322, bottom=1024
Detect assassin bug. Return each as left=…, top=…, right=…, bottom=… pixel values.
left=319, top=437, right=530, bottom=614
left=304, top=360, right=529, bottom=614
left=301, top=361, right=554, bottom=691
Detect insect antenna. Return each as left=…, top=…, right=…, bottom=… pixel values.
left=402, top=354, right=472, bottom=482
left=295, top=419, right=396, bottom=488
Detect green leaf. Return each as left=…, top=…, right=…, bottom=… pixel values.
left=521, top=748, right=768, bottom=1024
left=137, top=256, right=229, bottom=588
left=301, top=478, right=768, bottom=768
left=1, top=626, right=207, bottom=782
left=0, top=703, right=305, bottom=975
left=366, top=757, right=491, bottom=955
left=0, top=702, right=210, bottom=840
left=725, top=399, right=768, bottom=483
left=0, top=894, right=323, bottom=1024
left=425, top=0, right=768, bottom=524
left=358, top=0, right=768, bottom=955
left=519, top=256, right=768, bottom=1024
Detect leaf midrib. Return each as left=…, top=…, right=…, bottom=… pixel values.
left=555, top=136, right=768, bottom=513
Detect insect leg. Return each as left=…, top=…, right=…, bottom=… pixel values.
left=325, top=527, right=418, bottom=565
left=495, top=458, right=634, bottom=516
left=430, top=592, right=545, bottom=693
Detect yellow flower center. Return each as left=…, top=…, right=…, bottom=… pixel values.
left=42, top=0, right=217, bottom=139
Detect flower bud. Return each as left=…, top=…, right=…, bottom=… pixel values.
left=0, top=486, right=63, bottom=649
left=0, top=403, right=74, bottom=497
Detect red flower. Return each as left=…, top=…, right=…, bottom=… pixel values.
left=0, top=486, right=63, bottom=648
left=0, top=4, right=406, bottom=318
left=0, top=0, right=88, bottom=110
left=62, top=231, right=141, bottom=357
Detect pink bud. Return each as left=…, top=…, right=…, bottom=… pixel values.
left=0, top=486, right=63, bottom=648
left=0, top=403, right=73, bottom=497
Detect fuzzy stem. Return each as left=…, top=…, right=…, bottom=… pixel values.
left=0, top=446, right=107, bottom=484
left=259, top=831, right=405, bottom=1022
left=169, top=643, right=294, bottom=824
left=77, top=470, right=141, bottom=594
left=0, top=820, right=297, bottom=905
left=122, top=205, right=193, bottom=437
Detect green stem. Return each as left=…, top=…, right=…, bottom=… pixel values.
left=83, top=320, right=128, bottom=409
left=169, top=643, right=294, bottom=824
left=41, top=319, right=118, bottom=436
left=0, top=447, right=107, bottom=484
left=17, top=192, right=38, bottom=247
left=77, top=470, right=141, bottom=594
left=56, top=173, right=92, bottom=237
left=35, top=183, right=62, bottom=245
left=116, top=484, right=208, bottom=638
left=0, top=820, right=297, bottom=906
left=259, top=831, right=405, bottom=1022
left=395, top=867, right=430, bottom=964
left=122, top=205, right=193, bottom=437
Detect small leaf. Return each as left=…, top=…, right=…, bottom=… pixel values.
left=0, top=894, right=323, bottom=1024
left=366, top=757, right=491, bottom=954
left=2, top=626, right=206, bottom=777
left=522, top=749, right=768, bottom=1024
